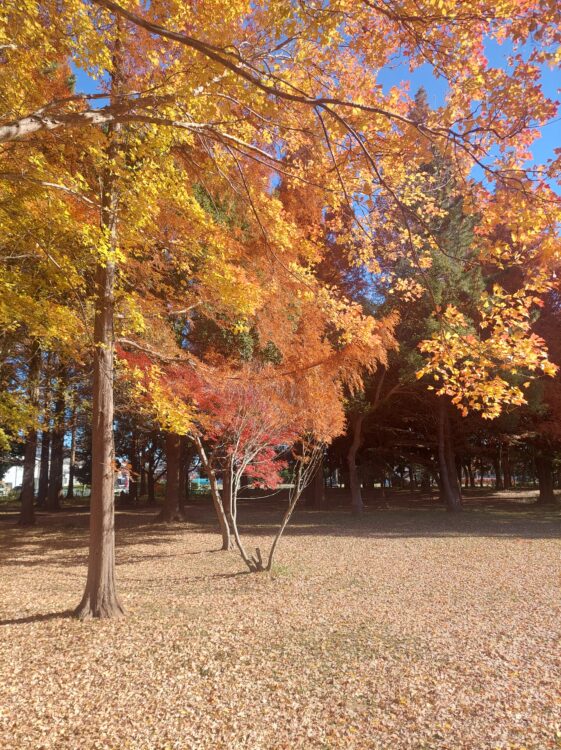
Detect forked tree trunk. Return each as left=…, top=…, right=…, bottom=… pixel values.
left=159, top=432, right=183, bottom=521
left=438, top=398, right=462, bottom=512
left=19, top=347, right=41, bottom=526
left=75, top=67, right=123, bottom=618
left=347, top=412, right=364, bottom=514
left=46, top=384, right=65, bottom=511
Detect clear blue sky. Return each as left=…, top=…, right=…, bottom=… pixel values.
left=73, top=33, right=560, bottom=188
left=376, top=38, right=560, bottom=188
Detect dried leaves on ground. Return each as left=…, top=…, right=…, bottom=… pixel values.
left=0, top=500, right=560, bottom=749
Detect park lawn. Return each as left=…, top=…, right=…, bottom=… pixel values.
left=0, top=500, right=560, bottom=750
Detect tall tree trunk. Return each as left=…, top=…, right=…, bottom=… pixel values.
left=46, top=382, right=65, bottom=511
left=493, top=446, right=504, bottom=490
left=75, top=56, right=123, bottom=618
left=466, top=458, right=475, bottom=489
left=66, top=404, right=78, bottom=500
left=438, top=398, right=462, bottom=512
left=19, top=347, right=41, bottom=526
left=502, top=443, right=512, bottom=490
left=305, top=455, right=327, bottom=509
left=535, top=451, right=556, bottom=505
left=419, top=469, right=431, bottom=495
left=159, top=432, right=182, bottom=521
left=145, top=434, right=157, bottom=505
left=36, top=360, right=52, bottom=507
left=313, top=455, right=327, bottom=508
left=347, top=412, right=364, bottom=514
left=36, top=429, right=50, bottom=507
left=128, top=427, right=139, bottom=504
left=178, top=436, right=189, bottom=517
left=139, top=463, right=147, bottom=498
left=147, top=464, right=156, bottom=505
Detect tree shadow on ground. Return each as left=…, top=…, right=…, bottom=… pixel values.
left=0, top=501, right=558, bottom=571
left=0, top=609, right=74, bottom=627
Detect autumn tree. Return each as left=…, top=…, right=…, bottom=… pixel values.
left=2, top=0, right=561, bottom=618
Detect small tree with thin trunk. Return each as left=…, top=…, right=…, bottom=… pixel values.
left=229, top=439, right=323, bottom=573
left=194, top=375, right=326, bottom=572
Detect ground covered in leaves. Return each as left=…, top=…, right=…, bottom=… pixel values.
left=1, top=494, right=560, bottom=749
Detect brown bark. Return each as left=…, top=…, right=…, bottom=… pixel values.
left=193, top=435, right=231, bottom=550
left=145, top=433, right=157, bottom=505
left=220, top=456, right=234, bottom=550
left=178, top=436, right=189, bottom=517
left=147, top=463, right=156, bottom=505
left=36, top=430, right=50, bottom=507
left=18, top=347, right=41, bottom=526
left=36, top=359, right=52, bottom=508
left=347, top=412, right=364, bottom=514
left=306, top=456, right=326, bottom=509
left=66, top=404, right=78, bottom=499
left=465, top=459, right=475, bottom=489
left=438, top=399, right=462, bottom=512
left=46, top=383, right=65, bottom=511
left=493, top=448, right=504, bottom=491
left=128, top=427, right=139, bottom=504
left=419, top=469, right=431, bottom=494
left=158, top=432, right=183, bottom=521
left=535, top=452, right=556, bottom=505
left=74, top=251, right=123, bottom=618
left=75, top=51, right=123, bottom=618
left=139, top=466, right=146, bottom=497
left=502, top=443, right=512, bottom=489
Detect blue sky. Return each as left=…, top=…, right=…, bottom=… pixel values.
left=73, top=32, right=560, bottom=186
left=376, top=38, right=560, bottom=185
